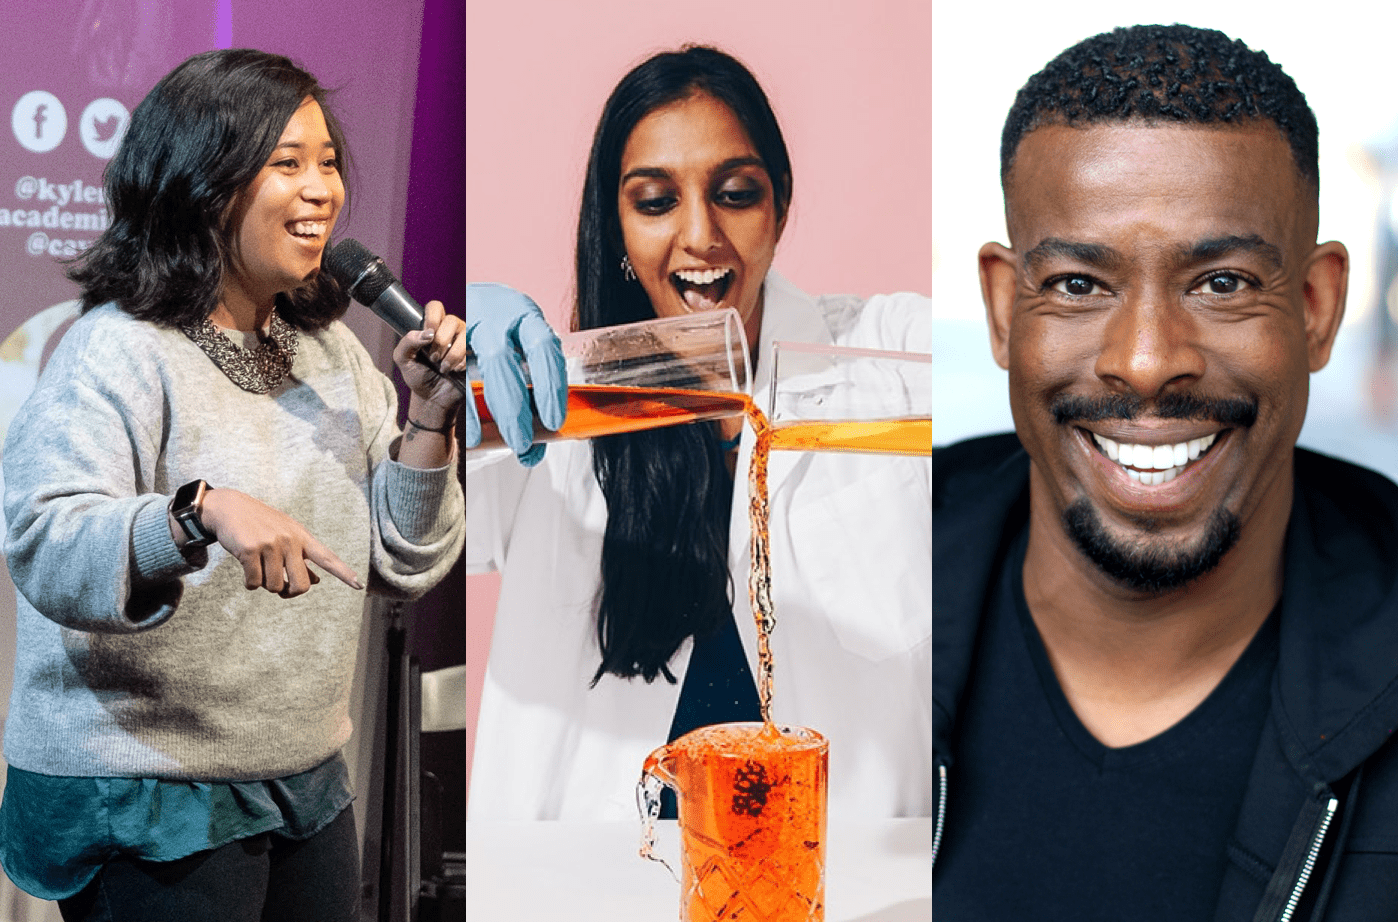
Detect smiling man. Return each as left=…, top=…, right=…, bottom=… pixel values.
left=933, top=24, right=1398, bottom=919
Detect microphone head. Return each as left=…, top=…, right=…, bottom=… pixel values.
left=326, top=237, right=397, bottom=305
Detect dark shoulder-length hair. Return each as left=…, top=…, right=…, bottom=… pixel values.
left=575, top=45, right=793, bottom=685
left=68, top=48, right=352, bottom=331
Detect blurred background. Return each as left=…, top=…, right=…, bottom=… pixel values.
left=932, top=0, right=1398, bottom=484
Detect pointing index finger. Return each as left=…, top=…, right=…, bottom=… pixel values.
left=304, top=536, right=363, bottom=591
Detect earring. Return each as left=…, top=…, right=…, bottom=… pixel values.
left=620, top=254, right=637, bottom=282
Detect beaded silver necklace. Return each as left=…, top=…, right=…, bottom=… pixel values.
left=180, top=312, right=299, bottom=394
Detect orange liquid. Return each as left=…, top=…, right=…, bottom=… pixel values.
left=746, top=408, right=777, bottom=725
left=470, top=381, right=748, bottom=446
left=640, top=403, right=925, bottom=920
left=746, top=411, right=931, bottom=723
left=768, top=418, right=932, bottom=456
left=646, top=723, right=828, bottom=922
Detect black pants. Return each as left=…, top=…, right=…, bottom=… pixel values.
left=57, top=805, right=359, bottom=922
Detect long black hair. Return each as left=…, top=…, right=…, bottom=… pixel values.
left=575, top=45, right=792, bottom=684
left=69, top=48, right=352, bottom=331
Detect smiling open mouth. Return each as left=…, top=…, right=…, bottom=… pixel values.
left=289, top=220, right=327, bottom=239
left=1089, top=430, right=1220, bottom=485
left=672, top=267, right=732, bottom=311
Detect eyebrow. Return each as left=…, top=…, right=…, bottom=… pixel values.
left=1022, top=238, right=1119, bottom=272
left=620, top=156, right=766, bottom=185
left=1022, top=233, right=1285, bottom=272
left=273, top=139, right=336, bottom=151
left=1180, top=234, right=1284, bottom=270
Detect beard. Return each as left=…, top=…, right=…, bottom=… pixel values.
left=1062, top=499, right=1240, bottom=594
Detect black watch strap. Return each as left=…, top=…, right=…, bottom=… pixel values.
left=170, top=479, right=215, bottom=548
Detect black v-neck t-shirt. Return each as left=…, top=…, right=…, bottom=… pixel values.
left=934, top=527, right=1279, bottom=920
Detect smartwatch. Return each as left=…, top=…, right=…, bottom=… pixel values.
left=170, top=479, right=215, bottom=548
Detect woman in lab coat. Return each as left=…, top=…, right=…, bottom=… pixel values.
left=465, top=45, right=930, bottom=820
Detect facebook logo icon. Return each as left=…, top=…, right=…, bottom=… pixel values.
left=11, top=91, right=67, bottom=154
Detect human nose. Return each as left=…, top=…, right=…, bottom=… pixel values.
left=1093, top=293, right=1205, bottom=398
left=677, top=198, right=721, bottom=254
left=300, top=167, right=333, bottom=204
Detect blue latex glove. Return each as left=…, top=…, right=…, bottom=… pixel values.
left=465, top=283, right=568, bottom=466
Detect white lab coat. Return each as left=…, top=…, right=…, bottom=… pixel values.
left=466, top=271, right=931, bottom=820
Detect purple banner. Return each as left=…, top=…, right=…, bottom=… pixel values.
left=0, top=3, right=220, bottom=314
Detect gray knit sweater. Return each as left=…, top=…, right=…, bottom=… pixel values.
left=1, top=304, right=463, bottom=781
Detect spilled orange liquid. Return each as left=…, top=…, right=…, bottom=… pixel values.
left=746, top=407, right=778, bottom=726
left=642, top=723, right=827, bottom=922
left=745, top=412, right=931, bottom=723
left=639, top=400, right=925, bottom=922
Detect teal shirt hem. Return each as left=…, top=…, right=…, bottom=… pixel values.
left=0, top=754, right=353, bottom=901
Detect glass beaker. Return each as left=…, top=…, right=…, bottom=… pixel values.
left=767, top=341, right=932, bottom=455
left=639, top=722, right=828, bottom=922
left=468, top=308, right=750, bottom=450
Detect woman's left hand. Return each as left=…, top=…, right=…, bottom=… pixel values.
left=394, top=300, right=468, bottom=410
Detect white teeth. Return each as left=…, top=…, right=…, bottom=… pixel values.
left=1090, top=431, right=1219, bottom=483
left=291, top=221, right=326, bottom=237
left=673, top=267, right=731, bottom=285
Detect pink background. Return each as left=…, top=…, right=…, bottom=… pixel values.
left=464, top=0, right=932, bottom=801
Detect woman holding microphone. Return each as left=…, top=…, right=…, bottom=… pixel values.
left=0, top=49, right=465, bottom=919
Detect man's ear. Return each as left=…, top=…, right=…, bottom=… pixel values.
left=980, top=241, right=1017, bottom=370
left=1302, top=240, right=1348, bottom=372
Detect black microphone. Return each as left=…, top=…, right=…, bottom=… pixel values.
left=325, top=238, right=465, bottom=396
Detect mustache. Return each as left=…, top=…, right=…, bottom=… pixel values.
left=1051, top=392, right=1260, bottom=428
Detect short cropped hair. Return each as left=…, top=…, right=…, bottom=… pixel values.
left=1001, top=24, right=1318, bottom=189
left=69, top=49, right=352, bottom=331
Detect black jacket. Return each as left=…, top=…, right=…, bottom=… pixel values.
left=933, top=433, right=1398, bottom=920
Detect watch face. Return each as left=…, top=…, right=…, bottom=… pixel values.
left=174, top=479, right=207, bottom=510
left=172, top=480, right=212, bottom=546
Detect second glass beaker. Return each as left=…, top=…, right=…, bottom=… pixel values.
left=766, top=340, right=932, bottom=456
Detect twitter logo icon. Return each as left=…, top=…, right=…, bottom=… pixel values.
left=80, top=98, right=129, bottom=160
